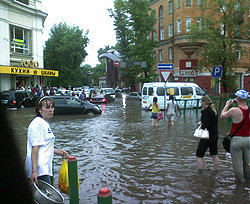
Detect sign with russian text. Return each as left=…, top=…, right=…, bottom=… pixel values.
left=0, top=66, right=59, bottom=77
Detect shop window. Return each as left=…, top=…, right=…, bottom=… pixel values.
left=15, top=0, right=29, bottom=5
left=10, top=25, right=31, bottom=54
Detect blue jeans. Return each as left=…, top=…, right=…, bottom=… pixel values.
left=230, top=136, right=250, bottom=183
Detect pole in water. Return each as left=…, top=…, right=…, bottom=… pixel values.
left=97, top=187, right=112, bottom=204
left=68, top=156, right=79, bottom=204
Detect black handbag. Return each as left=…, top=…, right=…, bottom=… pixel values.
left=222, top=107, right=249, bottom=153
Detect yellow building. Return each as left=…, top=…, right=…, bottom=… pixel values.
left=150, top=0, right=249, bottom=93
left=0, top=0, right=58, bottom=91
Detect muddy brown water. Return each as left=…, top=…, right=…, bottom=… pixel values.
left=6, top=98, right=249, bottom=203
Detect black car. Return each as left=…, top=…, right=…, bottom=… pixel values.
left=50, top=95, right=102, bottom=115
left=89, top=94, right=115, bottom=104
left=0, top=90, right=38, bottom=109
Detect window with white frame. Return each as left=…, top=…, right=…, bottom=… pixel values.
left=236, top=47, right=242, bottom=59
left=15, top=0, right=29, bottom=5
left=169, top=1, right=173, bottom=14
left=177, top=0, right=181, bottom=8
left=186, top=17, right=191, bottom=32
left=186, top=0, right=191, bottom=6
left=159, top=49, right=163, bottom=62
left=220, top=23, right=225, bottom=35
left=197, top=17, right=201, bottom=30
left=177, top=19, right=181, bottom=33
left=169, top=47, right=173, bottom=60
left=160, top=28, right=164, bottom=40
left=10, top=25, right=31, bottom=54
left=168, top=24, right=173, bottom=37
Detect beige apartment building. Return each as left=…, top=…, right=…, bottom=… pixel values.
left=149, top=0, right=249, bottom=94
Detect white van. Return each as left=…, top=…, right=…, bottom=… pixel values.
left=141, top=82, right=205, bottom=110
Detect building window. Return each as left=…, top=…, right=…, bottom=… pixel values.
left=197, top=17, right=201, bottom=30
left=186, top=17, right=191, bottom=32
left=186, top=0, right=191, bottom=6
left=159, top=6, right=163, bottom=19
left=169, top=47, right=173, bottom=60
left=220, top=23, right=225, bottom=35
left=153, top=30, right=157, bottom=41
left=177, top=19, right=181, bottom=33
left=197, top=0, right=201, bottom=6
left=10, top=25, right=30, bottom=54
left=177, top=0, right=181, bottom=8
left=236, top=47, right=242, bottom=59
left=15, top=0, right=29, bottom=5
left=160, top=28, right=164, bottom=40
left=168, top=24, right=173, bottom=37
left=186, top=61, right=192, bottom=68
left=159, top=49, right=163, bottom=62
left=169, top=1, right=173, bottom=14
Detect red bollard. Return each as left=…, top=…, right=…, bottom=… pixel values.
left=97, top=187, right=112, bottom=204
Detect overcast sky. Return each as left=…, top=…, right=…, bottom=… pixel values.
left=42, top=0, right=117, bottom=67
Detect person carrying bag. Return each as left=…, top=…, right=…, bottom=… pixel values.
left=220, top=89, right=250, bottom=183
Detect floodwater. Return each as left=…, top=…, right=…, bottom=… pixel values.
left=7, top=98, right=250, bottom=203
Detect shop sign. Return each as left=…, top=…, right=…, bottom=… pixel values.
left=11, top=38, right=26, bottom=47
left=21, top=60, right=39, bottom=68
left=179, top=70, right=198, bottom=77
left=0, top=66, right=58, bottom=77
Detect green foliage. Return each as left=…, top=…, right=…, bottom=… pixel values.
left=110, top=0, right=157, bottom=90
left=44, top=22, right=89, bottom=87
left=188, top=0, right=249, bottom=93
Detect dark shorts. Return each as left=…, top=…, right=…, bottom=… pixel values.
left=38, top=175, right=52, bottom=185
left=196, top=138, right=218, bottom=158
left=151, top=113, right=157, bottom=119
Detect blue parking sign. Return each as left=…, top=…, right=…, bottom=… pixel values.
left=212, top=66, right=222, bottom=77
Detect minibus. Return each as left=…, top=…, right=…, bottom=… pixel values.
left=141, top=82, right=205, bottom=110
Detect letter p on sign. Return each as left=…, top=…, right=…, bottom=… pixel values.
left=212, top=66, right=222, bottom=77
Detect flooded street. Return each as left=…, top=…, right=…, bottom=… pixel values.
left=7, top=98, right=249, bottom=203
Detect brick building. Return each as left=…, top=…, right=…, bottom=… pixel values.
left=149, top=0, right=249, bottom=94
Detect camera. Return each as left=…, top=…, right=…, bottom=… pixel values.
left=230, top=99, right=236, bottom=103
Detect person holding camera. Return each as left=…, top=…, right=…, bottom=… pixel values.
left=220, top=89, right=249, bottom=183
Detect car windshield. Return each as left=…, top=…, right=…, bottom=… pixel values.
left=102, top=89, right=115, bottom=94
left=0, top=91, right=15, bottom=100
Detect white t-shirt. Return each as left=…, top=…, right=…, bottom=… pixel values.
left=167, top=100, right=177, bottom=115
left=25, top=116, right=55, bottom=178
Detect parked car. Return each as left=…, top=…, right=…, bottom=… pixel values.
left=50, top=95, right=102, bottom=115
left=126, top=92, right=141, bottom=100
left=89, top=94, right=115, bottom=104
left=100, top=88, right=116, bottom=98
left=0, top=90, right=38, bottom=109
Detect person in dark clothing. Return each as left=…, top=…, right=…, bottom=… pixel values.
left=0, top=102, right=33, bottom=203
left=196, top=95, right=220, bottom=170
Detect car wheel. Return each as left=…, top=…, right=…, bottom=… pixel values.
left=19, top=104, right=25, bottom=109
left=87, top=111, right=95, bottom=115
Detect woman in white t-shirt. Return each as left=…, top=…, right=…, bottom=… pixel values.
left=166, top=95, right=178, bottom=125
left=25, top=96, right=69, bottom=185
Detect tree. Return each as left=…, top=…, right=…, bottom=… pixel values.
left=109, top=0, right=157, bottom=90
left=44, top=22, right=89, bottom=87
left=188, top=0, right=249, bottom=93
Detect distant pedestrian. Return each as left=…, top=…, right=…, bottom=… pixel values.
left=166, top=95, right=178, bottom=125
left=196, top=95, right=220, bottom=171
left=220, top=89, right=249, bottom=183
left=148, top=97, right=160, bottom=126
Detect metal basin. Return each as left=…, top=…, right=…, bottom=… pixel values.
left=32, top=180, right=64, bottom=204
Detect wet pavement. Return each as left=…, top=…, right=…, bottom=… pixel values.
left=7, top=98, right=250, bottom=203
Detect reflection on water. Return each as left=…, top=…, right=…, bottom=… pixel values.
left=7, top=99, right=249, bottom=203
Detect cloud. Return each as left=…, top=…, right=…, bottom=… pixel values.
left=42, top=0, right=117, bottom=67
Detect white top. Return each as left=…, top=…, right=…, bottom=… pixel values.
left=167, top=100, right=177, bottom=115
left=25, top=117, right=55, bottom=178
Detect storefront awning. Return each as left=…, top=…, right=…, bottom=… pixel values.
left=0, top=66, right=59, bottom=77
